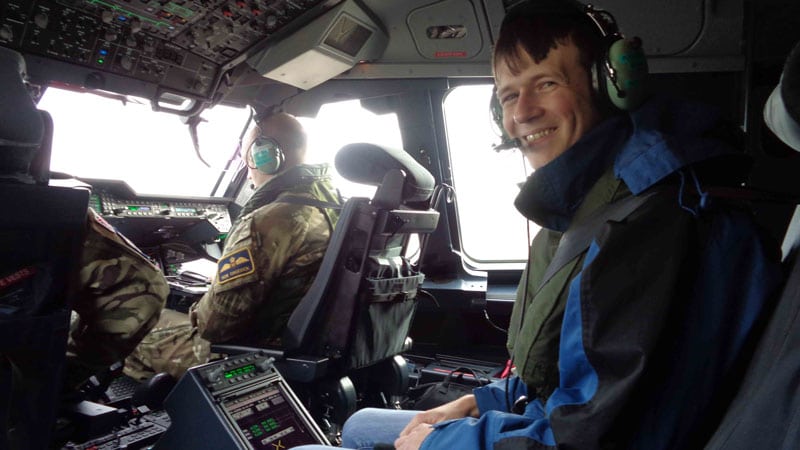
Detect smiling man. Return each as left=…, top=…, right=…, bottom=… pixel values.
left=292, top=1, right=782, bottom=449
left=494, top=38, right=601, bottom=170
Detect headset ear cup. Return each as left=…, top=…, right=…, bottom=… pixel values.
left=605, top=37, right=649, bottom=111
left=252, top=139, right=284, bottom=175
left=263, top=147, right=283, bottom=174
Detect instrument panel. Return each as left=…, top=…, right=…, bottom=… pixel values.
left=0, top=0, right=339, bottom=100
left=91, top=190, right=232, bottom=234
left=156, top=351, right=330, bottom=449
left=83, top=178, right=234, bottom=248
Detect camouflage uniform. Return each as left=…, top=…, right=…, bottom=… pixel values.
left=65, top=207, right=168, bottom=387
left=124, top=163, right=341, bottom=379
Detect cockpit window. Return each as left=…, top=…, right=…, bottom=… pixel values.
left=40, top=88, right=400, bottom=201
left=40, top=86, right=249, bottom=197
left=444, top=84, right=537, bottom=265
left=297, top=99, right=401, bottom=199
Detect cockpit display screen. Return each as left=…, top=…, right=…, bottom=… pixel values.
left=225, top=364, right=256, bottom=379
left=222, top=382, right=321, bottom=448
left=127, top=205, right=151, bottom=212
left=175, top=207, right=196, bottom=214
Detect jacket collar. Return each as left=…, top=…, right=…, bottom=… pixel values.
left=514, top=114, right=630, bottom=231
left=613, top=95, right=734, bottom=195
left=239, top=163, right=332, bottom=218
left=515, top=95, right=743, bottom=231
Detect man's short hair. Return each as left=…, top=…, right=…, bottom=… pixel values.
left=492, top=0, right=603, bottom=77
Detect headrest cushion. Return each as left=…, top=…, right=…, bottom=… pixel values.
left=335, top=143, right=435, bottom=203
left=764, top=40, right=800, bottom=152
left=0, top=47, right=44, bottom=173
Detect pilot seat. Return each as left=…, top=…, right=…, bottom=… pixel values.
left=160, top=141, right=440, bottom=445
left=0, top=47, right=90, bottom=449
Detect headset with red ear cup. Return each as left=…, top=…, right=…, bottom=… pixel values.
left=250, top=135, right=284, bottom=175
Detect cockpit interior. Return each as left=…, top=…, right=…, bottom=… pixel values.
left=2, top=0, right=800, bottom=449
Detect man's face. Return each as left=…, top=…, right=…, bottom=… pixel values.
left=495, top=40, right=602, bottom=169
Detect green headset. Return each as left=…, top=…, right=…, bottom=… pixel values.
left=248, top=132, right=285, bottom=175
left=491, top=0, right=649, bottom=150
left=245, top=107, right=286, bottom=175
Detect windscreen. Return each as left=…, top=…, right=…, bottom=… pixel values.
left=39, top=86, right=249, bottom=197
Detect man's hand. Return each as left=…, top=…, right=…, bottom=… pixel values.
left=395, top=423, right=433, bottom=450
left=395, top=394, right=479, bottom=449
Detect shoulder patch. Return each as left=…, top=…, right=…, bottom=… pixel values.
left=217, top=248, right=256, bottom=284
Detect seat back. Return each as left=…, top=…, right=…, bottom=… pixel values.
left=0, top=47, right=89, bottom=449
left=283, top=143, right=439, bottom=371
left=702, top=212, right=800, bottom=450
left=703, top=41, right=800, bottom=450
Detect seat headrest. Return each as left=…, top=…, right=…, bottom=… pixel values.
left=0, top=47, right=44, bottom=174
left=335, top=143, right=435, bottom=203
left=764, top=40, right=800, bottom=152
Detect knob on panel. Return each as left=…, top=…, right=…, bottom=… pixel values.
left=205, top=366, right=224, bottom=383
left=0, top=25, right=12, bottom=41
left=34, top=13, right=49, bottom=29
left=120, top=55, right=133, bottom=70
left=255, top=357, right=274, bottom=373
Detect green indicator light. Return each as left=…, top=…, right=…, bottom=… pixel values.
left=164, top=2, right=196, bottom=19
left=223, top=364, right=256, bottom=379
left=97, top=58, right=105, bottom=64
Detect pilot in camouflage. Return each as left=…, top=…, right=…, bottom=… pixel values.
left=65, top=207, right=169, bottom=388
left=124, top=112, right=341, bottom=380
left=193, top=167, right=340, bottom=346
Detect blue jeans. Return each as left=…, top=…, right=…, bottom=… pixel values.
left=292, top=408, right=418, bottom=450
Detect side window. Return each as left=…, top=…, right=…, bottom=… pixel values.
left=443, top=84, right=538, bottom=265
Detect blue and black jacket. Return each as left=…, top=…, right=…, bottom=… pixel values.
left=421, top=96, right=783, bottom=450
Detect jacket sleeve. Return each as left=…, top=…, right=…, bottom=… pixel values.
left=195, top=210, right=307, bottom=343
left=423, top=198, right=782, bottom=450
left=473, top=377, right=527, bottom=413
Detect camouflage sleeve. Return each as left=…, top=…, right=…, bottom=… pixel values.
left=67, top=210, right=168, bottom=378
left=194, top=204, right=311, bottom=343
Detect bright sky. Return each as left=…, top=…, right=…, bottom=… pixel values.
left=444, top=85, right=535, bottom=263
